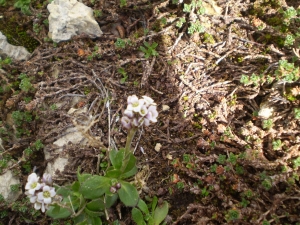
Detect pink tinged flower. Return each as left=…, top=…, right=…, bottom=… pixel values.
left=121, top=116, right=131, bottom=129
left=37, top=185, right=56, bottom=204
left=124, top=109, right=134, bottom=118
left=146, top=105, right=158, bottom=123
left=142, top=96, right=156, bottom=106
left=139, top=105, right=148, bottom=117
left=42, top=173, right=52, bottom=185
left=25, top=173, right=41, bottom=195
left=144, top=118, right=150, bottom=126
left=132, top=117, right=144, bottom=127
left=127, top=95, right=138, bottom=104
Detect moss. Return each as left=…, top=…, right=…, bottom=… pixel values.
left=0, top=18, right=40, bottom=53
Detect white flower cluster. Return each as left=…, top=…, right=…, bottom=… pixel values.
left=25, top=173, right=56, bottom=213
left=121, top=95, right=158, bottom=129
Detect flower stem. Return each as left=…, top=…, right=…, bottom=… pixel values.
left=125, top=128, right=137, bottom=152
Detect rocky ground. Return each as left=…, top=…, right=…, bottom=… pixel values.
left=1, top=0, right=300, bottom=224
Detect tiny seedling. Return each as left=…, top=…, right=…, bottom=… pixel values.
left=139, top=42, right=159, bottom=59
left=118, top=68, right=128, bottom=84
left=115, top=38, right=127, bottom=48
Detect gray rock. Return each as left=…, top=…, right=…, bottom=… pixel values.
left=0, top=170, right=22, bottom=203
left=0, top=32, right=31, bottom=61
left=47, top=0, right=103, bottom=43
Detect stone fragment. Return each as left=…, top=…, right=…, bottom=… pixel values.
left=154, top=143, right=162, bottom=152
left=0, top=170, right=22, bottom=203
left=47, top=0, right=103, bottom=43
left=0, top=31, right=31, bottom=61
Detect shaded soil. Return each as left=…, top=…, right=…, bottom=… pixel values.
left=1, top=0, right=300, bottom=224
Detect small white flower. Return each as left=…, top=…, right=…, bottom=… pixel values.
left=121, top=116, right=131, bottom=129
left=127, top=97, right=145, bottom=112
left=37, top=185, right=56, bottom=204
left=29, top=195, right=37, bottom=203
left=142, top=96, right=156, bottom=106
left=146, top=105, right=158, bottom=123
left=25, top=173, right=41, bottom=195
left=139, top=105, right=148, bottom=117
left=127, top=95, right=138, bottom=104
left=34, top=201, right=48, bottom=213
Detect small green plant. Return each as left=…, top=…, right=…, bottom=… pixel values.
left=33, top=23, right=42, bottom=34
left=87, top=46, right=101, bottom=61
left=293, top=156, right=300, bottom=169
left=188, top=20, right=205, bottom=34
left=18, top=73, right=34, bottom=92
left=117, top=68, right=128, bottom=84
left=120, top=0, right=127, bottom=8
left=272, top=139, right=282, bottom=150
left=115, top=38, right=127, bottom=48
left=14, top=0, right=31, bottom=15
left=293, top=108, right=300, bottom=119
left=131, top=196, right=169, bottom=225
left=0, top=57, right=12, bottom=69
left=10, top=184, right=20, bottom=192
left=139, top=42, right=159, bottom=59
left=93, top=9, right=102, bottom=17
left=275, top=60, right=299, bottom=83
left=176, top=17, right=186, bottom=28
left=262, top=119, right=273, bottom=130
left=225, top=209, right=240, bottom=222
left=217, top=154, right=226, bottom=164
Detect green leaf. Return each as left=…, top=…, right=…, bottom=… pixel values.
left=110, top=148, right=123, bottom=169
left=84, top=207, right=104, bottom=217
left=121, top=166, right=137, bottom=179
left=80, top=176, right=111, bottom=199
left=151, top=42, right=158, bottom=49
left=139, top=46, right=147, bottom=53
left=153, top=201, right=169, bottom=225
left=72, top=181, right=80, bottom=192
left=105, top=193, right=118, bottom=208
left=77, top=168, right=92, bottom=184
left=137, top=199, right=149, bottom=215
left=55, top=186, right=72, bottom=198
left=105, top=168, right=122, bottom=178
left=118, top=181, right=139, bottom=206
left=144, top=42, right=150, bottom=48
left=151, top=196, right=158, bottom=213
left=46, top=204, right=72, bottom=219
left=132, top=208, right=146, bottom=225
left=86, top=198, right=106, bottom=211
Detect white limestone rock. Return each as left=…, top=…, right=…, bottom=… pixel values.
left=0, top=170, right=22, bottom=203
left=47, top=0, right=103, bottom=43
left=0, top=31, right=31, bottom=61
